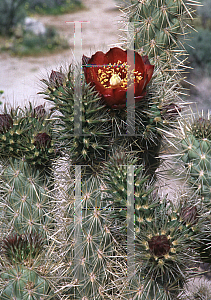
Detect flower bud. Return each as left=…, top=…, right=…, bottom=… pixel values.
left=148, top=235, right=170, bottom=257
left=34, top=132, right=51, bottom=149
left=0, top=114, right=13, bottom=133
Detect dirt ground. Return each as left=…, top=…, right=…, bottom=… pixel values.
left=0, top=0, right=123, bottom=108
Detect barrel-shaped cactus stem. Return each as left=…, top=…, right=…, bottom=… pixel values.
left=175, top=111, right=211, bottom=205
left=0, top=158, right=53, bottom=235
left=41, top=64, right=112, bottom=178
left=118, top=0, right=200, bottom=68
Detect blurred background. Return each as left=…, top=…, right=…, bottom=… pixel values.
left=0, top=0, right=210, bottom=111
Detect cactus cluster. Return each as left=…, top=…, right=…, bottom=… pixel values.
left=0, top=103, right=57, bottom=170
left=1, top=0, right=211, bottom=299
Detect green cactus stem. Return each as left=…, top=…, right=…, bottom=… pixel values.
left=119, top=0, right=199, bottom=67
left=178, top=113, right=211, bottom=204
left=0, top=103, right=57, bottom=172
left=61, top=177, right=115, bottom=299
left=0, top=266, right=53, bottom=300
left=40, top=65, right=111, bottom=177
left=0, top=158, right=53, bottom=235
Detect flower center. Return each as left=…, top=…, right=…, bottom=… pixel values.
left=110, top=73, right=122, bottom=87
left=97, top=60, right=143, bottom=89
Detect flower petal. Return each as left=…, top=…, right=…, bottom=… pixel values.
left=103, top=87, right=127, bottom=108
left=88, top=51, right=108, bottom=66
left=134, top=51, right=145, bottom=74
left=105, top=47, right=127, bottom=64
left=142, top=55, right=154, bottom=84
left=134, top=76, right=148, bottom=97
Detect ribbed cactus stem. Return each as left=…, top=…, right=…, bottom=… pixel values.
left=119, top=0, right=198, bottom=67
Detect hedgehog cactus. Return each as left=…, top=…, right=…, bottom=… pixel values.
left=179, top=114, right=211, bottom=204
left=122, top=197, right=206, bottom=300
left=102, top=150, right=155, bottom=232
left=0, top=266, right=52, bottom=300
left=61, top=176, right=115, bottom=299
left=0, top=103, right=57, bottom=172
left=176, top=113, right=211, bottom=264
left=0, top=158, right=53, bottom=235
left=41, top=48, right=182, bottom=178
left=41, top=65, right=111, bottom=176
left=0, top=232, right=53, bottom=300
left=0, top=0, right=208, bottom=299
left=119, top=0, right=197, bottom=66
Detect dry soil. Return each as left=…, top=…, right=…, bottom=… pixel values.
left=0, top=0, right=123, bottom=108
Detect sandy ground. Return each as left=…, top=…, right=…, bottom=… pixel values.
left=0, top=0, right=123, bottom=108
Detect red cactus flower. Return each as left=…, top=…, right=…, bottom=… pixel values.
left=0, top=114, right=13, bottom=133
left=148, top=235, right=170, bottom=257
left=34, top=133, right=51, bottom=149
left=83, top=47, right=154, bottom=109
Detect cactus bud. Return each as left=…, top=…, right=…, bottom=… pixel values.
left=31, top=105, right=46, bottom=119
left=0, top=114, right=13, bottom=133
left=50, top=70, right=66, bottom=88
left=191, top=117, right=211, bottom=139
left=161, top=103, right=181, bottom=120
left=34, top=133, right=51, bottom=149
left=180, top=206, right=198, bottom=226
left=2, top=232, right=44, bottom=265
left=148, top=235, right=170, bottom=257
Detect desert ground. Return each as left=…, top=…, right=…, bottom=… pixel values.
left=0, top=0, right=123, bottom=108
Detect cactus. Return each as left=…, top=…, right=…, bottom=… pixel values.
left=0, top=232, right=54, bottom=300
left=169, top=111, right=211, bottom=265
left=41, top=49, right=183, bottom=179
left=122, top=196, right=207, bottom=299
left=0, top=266, right=53, bottom=300
left=1, top=0, right=209, bottom=299
left=2, top=232, right=44, bottom=265
left=177, top=113, right=211, bottom=204
left=40, top=66, right=111, bottom=177
left=0, top=103, right=57, bottom=172
left=102, top=150, right=155, bottom=232
left=119, top=0, right=197, bottom=67
left=0, top=158, right=53, bottom=235
left=59, top=176, right=115, bottom=299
